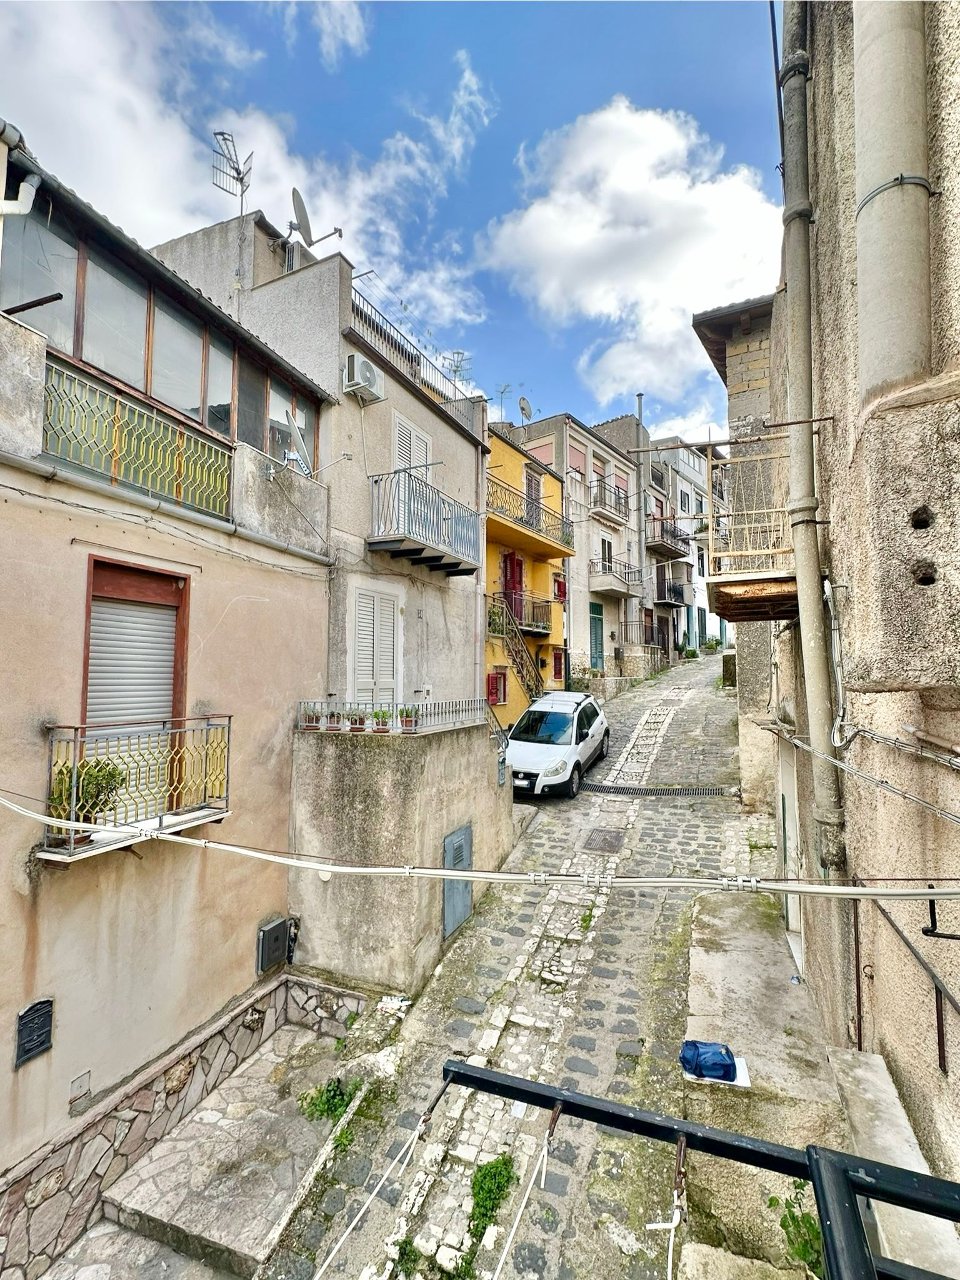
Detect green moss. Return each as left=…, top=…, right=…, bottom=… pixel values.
left=396, top=1236, right=422, bottom=1276
left=470, top=1154, right=517, bottom=1239
left=298, top=1077, right=362, bottom=1123
left=332, top=1124, right=354, bottom=1153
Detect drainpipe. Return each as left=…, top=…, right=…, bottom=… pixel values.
left=854, top=3, right=931, bottom=404
left=0, top=119, right=41, bottom=265
left=780, top=2, right=846, bottom=871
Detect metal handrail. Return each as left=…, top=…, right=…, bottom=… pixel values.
left=370, top=469, right=482, bottom=565
left=297, top=698, right=489, bottom=734
left=646, top=518, right=690, bottom=552
left=590, top=478, right=630, bottom=519
left=494, top=590, right=554, bottom=633
left=654, top=577, right=685, bottom=605
left=620, top=620, right=668, bottom=651
left=486, top=476, right=574, bottom=549
left=486, top=595, right=543, bottom=701
left=44, top=716, right=231, bottom=852
left=43, top=358, right=232, bottom=518
left=350, top=291, right=475, bottom=435
left=589, top=557, right=642, bottom=584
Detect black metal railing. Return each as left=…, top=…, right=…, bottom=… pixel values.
left=495, top=590, right=553, bottom=634
left=647, top=518, right=690, bottom=554
left=350, top=291, right=475, bottom=436
left=621, top=620, right=668, bottom=651
left=442, top=1061, right=960, bottom=1280
left=589, top=557, right=642, bottom=586
left=654, top=574, right=685, bottom=606
left=590, top=478, right=629, bottom=520
left=487, top=476, right=574, bottom=549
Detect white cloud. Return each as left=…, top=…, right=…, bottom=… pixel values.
left=482, top=96, right=781, bottom=406
left=182, top=7, right=265, bottom=70
left=647, top=396, right=727, bottom=443
left=310, top=1, right=369, bottom=69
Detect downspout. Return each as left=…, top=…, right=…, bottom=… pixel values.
left=853, top=2, right=931, bottom=404
left=0, top=119, right=41, bottom=265
left=780, top=2, right=846, bottom=871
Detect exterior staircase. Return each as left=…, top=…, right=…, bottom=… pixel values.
left=486, top=596, right=543, bottom=702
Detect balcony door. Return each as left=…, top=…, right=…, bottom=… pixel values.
left=589, top=602, right=604, bottom=671
left=502, top=551, right=524, bottom=622
left=82, top=560, right=187, bottom=822
left=355, top=589, right=398, bottom=707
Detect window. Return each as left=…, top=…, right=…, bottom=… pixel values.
left=237, top=355, right=267, bottom=449
left=569, top=444, right=586, bottom=475
left=698, top=548, right=705, bottom=577
left=651, top=466, right=665, bottom=491
left=578, top=703, right=598, bottom=737
left=601, top=537, right=613, bottom=571
left=685, top=563, right=693, bottom=584
left=396, top=415, right=431, bottom=477
left=206, top=334, right=234, bottom=436
left=0, top=209, right=77, bottom=352
left=510, top=709, right=572, bottom=745
left=524, top=469, right=542, bottom=503
left=487, top=670, right=507, bottom=705
left=151, top=296, right=203, bottom=418
left=553, top=573, right=567, bottom=602
left=268, top=377, right=294, bottom=463
left=695, top=494, right=704, bottom=515
left=355, top=590, right=398, bottom=704
left=82, top=250, right=148, bottom=390
left=553, top=649, right=564, bottom=682
left=680, top=490, right=690, bottom=513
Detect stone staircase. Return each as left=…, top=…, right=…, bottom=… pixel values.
left=47, top=1026, right=340, bottom=1279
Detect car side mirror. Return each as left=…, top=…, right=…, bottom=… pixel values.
left=577, top=728, right=588, bottom=743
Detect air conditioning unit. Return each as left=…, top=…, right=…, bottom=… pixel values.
left=343, top=353, right=386, bottom=403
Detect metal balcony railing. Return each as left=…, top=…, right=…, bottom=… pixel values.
left=620, top=620, right=668, bottom=651
left=590, top=478, right=630, bottom=520
left=297, top=698, right=489, bottom=735
left=589, top=557, right=642, bottom=586
left=496, top=590, right=553, bottom=634
left=487, top=476, right=574, bottom=549
left=43, top=358, right=232, bottom=518
left=370, top=469, right=482, bottom=566
left=654, top=576, right=685, bottom=606
left=43, top=717, right=231, bottom=854
left=350, top=291, right=475, bottom=436
left=646, top=518, right=690, bottom=555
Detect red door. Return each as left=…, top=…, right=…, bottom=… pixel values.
left=502, top=552, right=524, bottom=620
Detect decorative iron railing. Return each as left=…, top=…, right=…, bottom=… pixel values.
left=43, top=359, right=232, bottom=518
left=620, top=620, right=668, bottom=651
left=486, top=476, right=574, bottom=549
left=590, top=478, right=630, bottom=520
left=370, top=469, right=482, bottom=565
left=486, top=596, right=544, bottom=701
left=707, top=444, right=792, bottom=577
left=495, top=590, right=553, bottom=634
left=44, top=717, right=231, bottom=854
left=350, top=291, right=475, bottom=436
left=589, top=557, right=643, bottom=586
left=654, top=575, right=685, bottom=606
left=297, top=698, right=489, bottom=735
left=646, top=518, right=690, bottom=554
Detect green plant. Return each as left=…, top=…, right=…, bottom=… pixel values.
left=684, top=647, right=699, bottom=659
left=768, top=1180, right=824, bottom=1278
left=469, top=1154, right=517, bottom=1241
left=372, top=709, right=391, bottom=726
left=298, top=1077, right=362, bottom=1124
left=399, top=706, right=419, bottom=720
left=332, top=1124, right=354, bottom=1153
left=49, top=758, right=126, bottom=823
left=579, top=907, right=594, bottom=932
left=396, top=1237, right=422, bottom=1277
left=345, top=1011, right=359, bottom=1028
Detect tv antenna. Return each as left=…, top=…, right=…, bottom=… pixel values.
left=443, top=350, right=471, bottom=383
left=212, top=132, right=253, bottom=214
left=283, top=411, right=313, bottom=478
left=518, top=395, right=532, bottom=423
left=495, top=384, right=511, bottom=420
left=290, top=188, right=342, bottom=248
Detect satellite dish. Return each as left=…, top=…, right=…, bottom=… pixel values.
left=290, top=187, right=343, bottom=249
left=519, top=396, right=533, bottom=422
left=284, top=410, right=312, bottom=477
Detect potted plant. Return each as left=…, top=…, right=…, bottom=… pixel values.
left=302, top=706, right=322, bottom=729
left=48, top=757, right=126, bottom=847
left=326, top=710, right=343, bottom=732
left=348, top=707, right=367, bottom=732
left=399, top=706, right=419, bottom=733
left=372, top=709, right=392, bottom=734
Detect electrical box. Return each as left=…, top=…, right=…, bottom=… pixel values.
left=256, top=917, right=294, bottom=975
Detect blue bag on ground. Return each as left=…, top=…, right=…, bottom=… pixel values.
left=679, top=1039, right=737, bottom=1082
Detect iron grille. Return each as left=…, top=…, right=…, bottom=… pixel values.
left=583, top=782, right=731, bottom=798
left=583, top=828, right=626, bottom=852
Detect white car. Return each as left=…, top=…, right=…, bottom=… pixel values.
left=506, top=693, right=610, bottom=799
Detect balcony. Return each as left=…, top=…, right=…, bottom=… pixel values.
left=369, top=469, right=482, bottom=576
left=495, top=590, right=554, bottom=636
left=298, top=698, right=492, bottom=735
left=705, top=443, right=798, bottom=622
left=589, top=478, right=630, bottom=524
left=349, top=291, right=477, bottom=437
left=654, top=572, right=686, bottom=608
left=620, top=620, right=668, bottom=652
left=43, top=358, right=232, bottom=519
left=589, top=557, right=642, bottom=599
left=486, top=476, right=574, bottom=559
left=37, top=717, right=231, bottom=863
left=646, top=518, right=690, bottom=559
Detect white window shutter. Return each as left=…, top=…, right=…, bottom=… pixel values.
left=355, top=591, right=377, bottom=702
left=355, top=590, right=398, bottom=705
left=86, top=598, right=176, bottom=724
left=376, top=596, right=397, bottom=703
left=396, top=419, right=412, bottom=472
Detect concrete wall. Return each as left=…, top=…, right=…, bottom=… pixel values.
left=0, top=314, right=44, bottom=458
left=289, top=724, right=513, bottom=995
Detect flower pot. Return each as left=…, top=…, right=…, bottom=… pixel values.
left=373, top=725, right=390, bottom=734
left=401, top=718, right=417, bottom=734
left=326, top=718, right=343, bottom=732
left=45, top=830, right=93, bottom=850
left=349, top=721, right=366, bottom=733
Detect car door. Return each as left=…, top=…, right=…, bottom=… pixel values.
left=577, top=703, right=598, bottom=766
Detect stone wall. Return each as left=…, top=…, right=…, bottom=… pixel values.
left=0, top=974, right=364, bottom=1279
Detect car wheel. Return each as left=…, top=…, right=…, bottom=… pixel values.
left=598, top=731, right=609, bottom=761
left=566, top=764, right=582, bottom=799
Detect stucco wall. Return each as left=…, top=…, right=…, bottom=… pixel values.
left=0, top=314, right=44, bottom=458
left=289, top=724, right=513, bottom=995
left=0, top=468, right=328, bottom=1171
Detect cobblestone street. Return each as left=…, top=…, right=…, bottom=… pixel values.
left=263, top=656, right=775, bottom=1280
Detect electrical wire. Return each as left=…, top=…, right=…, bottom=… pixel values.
left=6, top=790, right=960, bottom=901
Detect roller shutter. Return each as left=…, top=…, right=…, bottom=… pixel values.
left=86, top=597, right=176, bottom=724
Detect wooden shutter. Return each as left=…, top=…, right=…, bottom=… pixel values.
left=86, top=598, right=176, bottom=724
left=486, top=672, right=500, bottom=705
left=553, top=649, right=564, bottom=681
left=355, top=590, right=397, bottom=705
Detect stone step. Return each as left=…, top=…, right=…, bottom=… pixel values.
left=103, top=1025, right=337, bottom=1278
left=45, top=1220, right=234, bottom=1279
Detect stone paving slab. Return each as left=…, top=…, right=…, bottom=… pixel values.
left=103, top=1027, right=334, bottom=1277
left=45, top=1220, right=235, bottom=1280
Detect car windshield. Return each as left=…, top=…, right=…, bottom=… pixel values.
left=510, top=709, right=573, bottom=745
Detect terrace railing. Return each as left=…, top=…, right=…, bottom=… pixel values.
left=298, top=698, right=489, bottom=735
left=370, top=469, right=482, bottom=566
left=487, top=476, right=574, bottom=549
left=590, top=478, right=630, bottom=520
left=496, top=590, right=553, bottom=634
left=589, top=557, right=642, bottom=586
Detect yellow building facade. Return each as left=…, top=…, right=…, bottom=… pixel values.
left=484, top=426, right=574, bottom=726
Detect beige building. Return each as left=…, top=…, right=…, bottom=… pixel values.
left=0, top=123, right=510, bottom=1276
left=696, top=0, right=960, bottom=1189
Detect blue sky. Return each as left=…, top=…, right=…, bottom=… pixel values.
left=0, top=1, right=783, bottom=436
